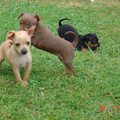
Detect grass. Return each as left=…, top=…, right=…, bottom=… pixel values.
left=0, top=0, right=120, bottom=119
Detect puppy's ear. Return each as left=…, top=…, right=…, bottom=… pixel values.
left=35, top=15, right=42, bottom=21
left=17, top=13, right=24, bottom=19
left=27, top=25, right=36, bottom=37
left=87, top=33, right=91, bottom=36
left=84, top=34, right=91, bottom=39
left=6, top=31, right=15, bottom=40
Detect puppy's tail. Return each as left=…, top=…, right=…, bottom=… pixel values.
left=59, top=18, right=70, bottom=26
left=65, top=31, right=78, bottom=48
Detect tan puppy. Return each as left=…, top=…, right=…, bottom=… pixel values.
left=18, top=13, right=78, bottom=77
left=0, top=26, right=35, bottom=87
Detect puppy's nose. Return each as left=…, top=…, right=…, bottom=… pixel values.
left=98, top=43, right=100, bottom=47
left=22, top=49, right=27, bottom=55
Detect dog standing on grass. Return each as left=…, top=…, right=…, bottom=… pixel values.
left=0, top=26, right=35, bottom=87
left=18, top=13, right=78, bottom=77
left=58, top=18, right=100, bottom=51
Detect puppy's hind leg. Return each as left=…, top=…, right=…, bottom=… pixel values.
left=70, top=66, right=76, bottom=78
left=57, top=54, right=70, bottom=75
left=57, top=54, right=76, bottom=77
left=63, top=67, right=69, bottom=75
left=63, top=60, right=76, bottom=78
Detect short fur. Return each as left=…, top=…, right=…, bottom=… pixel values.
left=18, top=13, right=78, bottom=77
left=58, top=18, right=100, bottom=51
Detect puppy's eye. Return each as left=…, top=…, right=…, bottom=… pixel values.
left=16, top=43, right=20, bottom=46
left=27, top=42, right=30, bottom=45
left=95, top=39, right=98, bottom=42
left=27, top=23, right=31, bottom=28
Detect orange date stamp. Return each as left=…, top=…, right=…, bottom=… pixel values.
left=100, top=106, right=120, bottom=111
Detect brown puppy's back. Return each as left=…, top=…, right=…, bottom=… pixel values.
left=32, top=22, right=76, bottom=55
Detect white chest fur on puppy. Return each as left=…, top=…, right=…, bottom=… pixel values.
left=8, top=44, right=32, bottom=68
left=0, top=26, right=35, bottom=87
left=18, top=54, right=31, bottom=68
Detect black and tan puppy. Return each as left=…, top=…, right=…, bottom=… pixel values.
left=58, top=18, right=100, bottom=51
left=18, top=13, right=78, bottom=77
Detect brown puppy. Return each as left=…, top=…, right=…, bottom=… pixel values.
left=18, top=13, right=78, bottom=77
left=0, top=26, right=35, bottom=87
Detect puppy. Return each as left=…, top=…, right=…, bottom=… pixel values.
left=18, top=13, right=78, bottom=77
left=0, top=26, right=35, bottom=87
left=58, top=18, right=100, bottom=51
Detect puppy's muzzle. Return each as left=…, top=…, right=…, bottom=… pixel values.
left=88, top=41, right=100, bottom=50
left=97, top=43, right=100, bottom=47
left=21, top=49, right=27, bottom=55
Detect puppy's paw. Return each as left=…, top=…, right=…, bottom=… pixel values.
left=22, top=81, right=29, bottom=87
left=63, top=68, right=69, bottom=75
left=63, top=71, right=69, bottom=75
left=70, top=75, right=75, bottom=78
left=81, top=48, right=88, bottom=52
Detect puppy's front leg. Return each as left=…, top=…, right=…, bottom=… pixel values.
left=13, top=66, right=22, bottom=83
left=22, top=62, right=32, bottom=87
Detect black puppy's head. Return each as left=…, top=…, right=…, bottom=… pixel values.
left=84, top=33, right=100, bottom=50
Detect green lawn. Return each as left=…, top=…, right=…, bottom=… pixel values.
left=0, top=0, right=120, bottom=119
